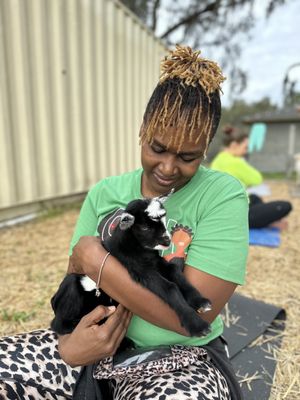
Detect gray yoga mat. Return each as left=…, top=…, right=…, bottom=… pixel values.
left=222, top=293, right=286, bottom=400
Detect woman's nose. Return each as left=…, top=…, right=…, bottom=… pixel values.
left=159, top=155, right=178, bottom=176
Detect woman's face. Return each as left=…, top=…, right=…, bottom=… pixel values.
left=141, top=127, right=206, bottom=198
left=234, top=138, right=249, bottom=157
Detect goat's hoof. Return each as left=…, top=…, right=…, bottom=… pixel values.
left=197, top=300, right=212, bottom=314
left=188, top=324, right=211, bottom=337
left=184, top=315, right=211, bottom=337
left=200, top=326, right=211, bottom=336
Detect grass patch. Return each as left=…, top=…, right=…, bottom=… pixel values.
left=262, top=172, right=296, bottom=180
left=38, top=201, right=82, bottom=221
left=1, top=309, right=36, bottom=323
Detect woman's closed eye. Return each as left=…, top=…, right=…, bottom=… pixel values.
left=150, top=143, right=201, bottom=163
left=151, top=144, right=165, bottom=154
left=179, top=155, right=198, bottom=163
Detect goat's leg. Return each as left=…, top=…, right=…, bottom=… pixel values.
left=159, top=261, right=211, bottom=314
left=140, top=272, right=210, bottom=337
left=50, top=274, right=86, bottom=334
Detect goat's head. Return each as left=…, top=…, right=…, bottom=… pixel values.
left=119, top=194, right=171, bottom=250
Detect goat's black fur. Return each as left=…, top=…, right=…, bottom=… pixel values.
left=51, top=197, right=211, bottom=337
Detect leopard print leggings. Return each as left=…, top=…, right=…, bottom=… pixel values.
left=0, top=329, right=230, bottom=399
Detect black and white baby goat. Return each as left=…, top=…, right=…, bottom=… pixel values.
left=51, top=195, right=211, bottom=337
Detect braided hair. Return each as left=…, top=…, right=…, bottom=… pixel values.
left=140, top=45, right=226, bottom=156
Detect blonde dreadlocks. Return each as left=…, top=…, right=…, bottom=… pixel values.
left=140, top=45, right=226, bottom=155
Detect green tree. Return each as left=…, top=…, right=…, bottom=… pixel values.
left=205, top=97, right=278, bottom=161
left=120, top=0, right=287, bottom=96
left=221, top=97, right=278, bottom=128
left=287, top=92, right=300, bottom=106
left=283, top=62, right=300, bottom=106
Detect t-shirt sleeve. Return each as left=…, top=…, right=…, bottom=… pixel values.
left=68, top=183, right=102, bottom=255
left=186, top=177, right=249, bottom=285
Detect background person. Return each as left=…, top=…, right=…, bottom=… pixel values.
left=211, top=125, right=292, bottom=229
left=0, top=46, right=247, bottom=400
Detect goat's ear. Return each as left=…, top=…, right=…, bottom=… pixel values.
left=119, top=212, right=135, bottom=230
left=157, top=188, right=175, bottom=204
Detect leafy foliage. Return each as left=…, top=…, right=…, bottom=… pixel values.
left=1, top=309, right=36, bottom=323
left=283, top=63, right=300, bottom=106
left=220, top=97, right=278, bottom=128
left=205, top=96, right=277, bottom=160
left=119, top=0, right=287, bottom=96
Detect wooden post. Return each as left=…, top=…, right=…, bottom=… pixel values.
left=286, top=123, right=296, bottom=178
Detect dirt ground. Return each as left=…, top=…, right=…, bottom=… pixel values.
left=0, top=180, right=299, bottom=399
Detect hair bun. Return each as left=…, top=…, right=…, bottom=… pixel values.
left=159, top=45, right=226, bottom=96
left=223, top=125, right=235, bottom=136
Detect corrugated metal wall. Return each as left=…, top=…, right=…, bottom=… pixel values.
left=0, top=0, right=166, bottom=220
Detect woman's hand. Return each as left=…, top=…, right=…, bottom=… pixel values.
left=58, top=304, right=132, bottom=367
left=68, top=236, right=106, bottom=275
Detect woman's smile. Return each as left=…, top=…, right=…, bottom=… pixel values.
left=153, top=172, right=177, bottom=187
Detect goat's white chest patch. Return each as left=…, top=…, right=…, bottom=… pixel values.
left=80, top=276, right=96, bottom=291
left=146, top=199, right=165, bottom=220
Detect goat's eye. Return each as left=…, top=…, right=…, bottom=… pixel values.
left=140, top=226, right=149, bottom=231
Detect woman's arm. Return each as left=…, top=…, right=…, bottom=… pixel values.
left=237, top=158, right=263, bottom=187
left=184, top=266, right=237, bottom=322
left=69, top=237, right=237, bottom=335
left=69, top=237, right=188, bottom=335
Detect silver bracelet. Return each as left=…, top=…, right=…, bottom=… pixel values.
left=95, top=252, right=111, bottom=297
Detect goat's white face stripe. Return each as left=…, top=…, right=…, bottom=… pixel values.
left=161, top=216, right=167, bottom=229
left=146, top=199, right=166, bottom=220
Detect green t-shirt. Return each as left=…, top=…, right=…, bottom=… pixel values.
left=69, top=166, right=249, bottom=348
left=211, top=151, right=263, bottom=188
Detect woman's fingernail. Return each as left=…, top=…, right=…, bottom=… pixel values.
left=108, top=306, right=116, bottom=311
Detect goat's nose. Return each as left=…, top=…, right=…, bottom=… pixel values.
left=162, top=234, right=171, bottom=246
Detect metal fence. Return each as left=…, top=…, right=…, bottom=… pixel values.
left=0, top=0, right=166, bottom=221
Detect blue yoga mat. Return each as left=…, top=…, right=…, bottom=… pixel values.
left=249, top=227, right=280, bottom=247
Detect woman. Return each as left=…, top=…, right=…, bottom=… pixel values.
left=0, top=46, right=247, bottom=399
left=211, top=125, right=292, bottom=229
